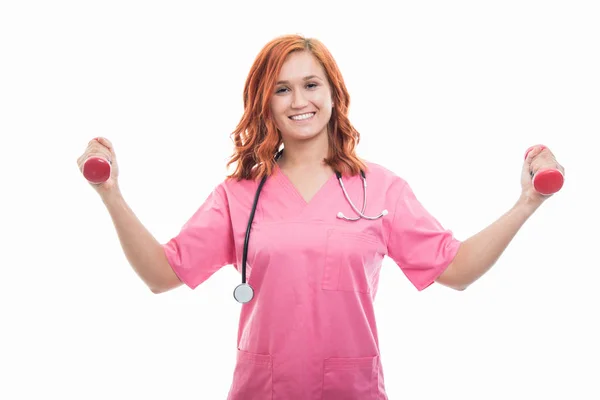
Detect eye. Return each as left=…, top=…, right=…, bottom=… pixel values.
left=275, top=87, right=289, bottom=94
left=306, top=82, right=318, bottom=89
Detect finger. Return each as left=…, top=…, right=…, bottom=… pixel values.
left=86, top=137, right=115, bottom=160
left=77, top=151, right=111, bottom=171
left=525, top=144, right=545, bottom=160
left=88, top=139, right=114, bottom=159
left=95, top=137, right=115, bottom=154
left=524, top=151, right=539, bottom=177
left=525, top=145, right=546, bottom=164
left=83, top=146, right=111, bottom=162
left=78, top=141, right=112, bottom=166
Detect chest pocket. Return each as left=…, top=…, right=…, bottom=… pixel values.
left=322, top=229, right=385, bottom=294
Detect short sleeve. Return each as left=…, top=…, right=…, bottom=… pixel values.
left=162, top=184, right=235, bottom=289
left=387, top=181, right=461, bottom=291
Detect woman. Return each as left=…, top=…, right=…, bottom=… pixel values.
left=77, top=34, right=564, bottom=399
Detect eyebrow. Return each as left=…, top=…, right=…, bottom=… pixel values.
left=276, top=75, right=323, bottom=85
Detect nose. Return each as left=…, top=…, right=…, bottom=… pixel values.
left=291, top=89, right=308, bottom=109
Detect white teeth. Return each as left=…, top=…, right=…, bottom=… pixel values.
left=290, top=112, right=315, bottom=121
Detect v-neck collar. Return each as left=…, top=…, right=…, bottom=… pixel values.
left=273, top=163, right=337, bottom=207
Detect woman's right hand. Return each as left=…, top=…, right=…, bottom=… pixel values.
left=77, top=137, right=120, bottom=195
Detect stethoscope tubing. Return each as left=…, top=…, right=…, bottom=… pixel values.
left=235, top=150, right=386, bottom=303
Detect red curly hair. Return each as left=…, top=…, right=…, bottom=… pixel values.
left=226, top=34, right=367, bottom=181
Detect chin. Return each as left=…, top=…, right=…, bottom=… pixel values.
left=284, top=129, right=326, bottom=142
left=282, top=122, right=329, bottom=141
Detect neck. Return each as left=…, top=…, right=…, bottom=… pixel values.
left=278, top=131, right=330, bottom=171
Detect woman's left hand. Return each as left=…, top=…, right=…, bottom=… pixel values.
left=521, top=145, right=565, bottom=206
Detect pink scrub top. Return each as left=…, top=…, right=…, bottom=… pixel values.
left=162, top=161, right=461, bottom=399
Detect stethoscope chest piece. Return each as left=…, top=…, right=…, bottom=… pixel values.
left=233, top=283, right=254, bottom=303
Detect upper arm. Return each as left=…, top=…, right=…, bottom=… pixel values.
left=434, top=253, right=467, bottom=291
left=151, top=248, right=184, bottom=294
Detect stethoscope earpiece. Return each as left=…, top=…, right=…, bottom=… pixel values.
left=335, top=173, right=388, bottom=221
left=337, top=209, right=388, bottom=221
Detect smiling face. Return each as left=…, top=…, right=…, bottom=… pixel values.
left=270, top=51, right=334, bottom=145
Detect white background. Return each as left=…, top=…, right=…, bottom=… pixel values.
left=1, top=0, right=599, bottom=399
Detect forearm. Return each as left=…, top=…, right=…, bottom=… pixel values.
left=440, top=195, right=542, bottom=289
left=100, top=189, right=175, bottom=292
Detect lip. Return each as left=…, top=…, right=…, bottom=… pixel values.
left=288, top=112, right=316, bottom=120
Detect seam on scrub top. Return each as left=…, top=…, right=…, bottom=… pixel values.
left=332, top=230, right=379, bottom=245
left=276, top=168, right=306, bottom=203
left=385, top=180, right=407, bottom=250
left=212, top=185, right=237, bottom=266
left=253, top=220, right=336, bottom=228
left=221, top=179, right=259, bottom=211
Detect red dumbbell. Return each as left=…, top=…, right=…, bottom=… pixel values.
left=83, top=156, right=111, bottom=184
left=82, top=138, right=111, bottom=184
left=83, top=138, right=111, bottom=184
left=524, top=145, right=564, bottom=195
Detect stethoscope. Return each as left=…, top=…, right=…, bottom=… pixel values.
left=233, top=149, right=389, bottom=303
